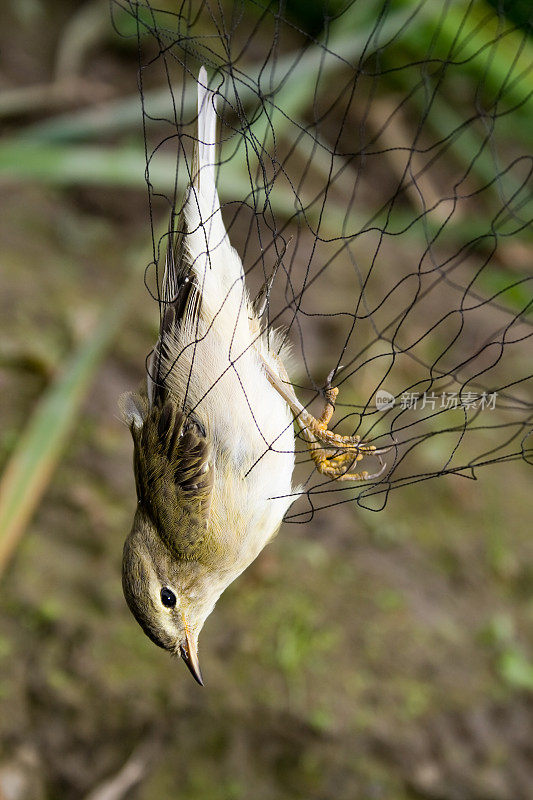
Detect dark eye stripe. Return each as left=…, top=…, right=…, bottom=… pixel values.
left=160, top=587, right=177, bottom=608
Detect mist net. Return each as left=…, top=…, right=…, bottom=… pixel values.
left=111, top=0, right=533, bottom=518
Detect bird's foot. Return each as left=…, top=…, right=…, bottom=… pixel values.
left=300, top=370, right=390, bottom=481
left=309, top=443, right=388, bottom=482
left=261, top=358, right=389, bottom=482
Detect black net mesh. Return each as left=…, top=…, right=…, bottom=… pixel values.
left=110, top=0, right=533, bottom=518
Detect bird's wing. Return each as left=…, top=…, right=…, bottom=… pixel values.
left=131, top=398, right=213, bottom=559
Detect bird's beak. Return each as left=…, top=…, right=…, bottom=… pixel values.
left=179, top=631, right=204, bottom=686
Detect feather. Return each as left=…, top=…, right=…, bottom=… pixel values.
left=182, top=68, right=246, bottom=307
left=149, top=67, right=251, bottom=412
left=193, top=65, right=221, bottom=232
left=131, top=401, right=213, bottom=559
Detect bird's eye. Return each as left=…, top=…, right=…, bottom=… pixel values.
left=160, top=587, right=177, bottom=608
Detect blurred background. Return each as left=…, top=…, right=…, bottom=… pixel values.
left=0, top=1, right=532, bottom=798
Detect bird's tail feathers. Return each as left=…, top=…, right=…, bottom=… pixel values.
left=184, top=67, right=230, bottom=279
left=182, top=68, right=248, bottom=326
left=152, top=67, right=252, bottom=409
left=161, top=67, right=226, bottom=307
left=194, top=66, right=218, bottom=210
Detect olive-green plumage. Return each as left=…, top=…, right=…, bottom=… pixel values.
left=131, top=397, right=212, bottom=561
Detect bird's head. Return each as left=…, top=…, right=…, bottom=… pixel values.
left=122, top=508, right=221, bottom=685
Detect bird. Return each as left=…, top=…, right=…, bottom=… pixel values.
left=120, top=67, right=389, bottom=684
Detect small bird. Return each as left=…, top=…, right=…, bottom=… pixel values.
left=120, top=67, right=388, bottom=684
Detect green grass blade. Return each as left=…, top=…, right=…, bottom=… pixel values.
left=404, top=0, right=533, bottom=117
left=1, top=140, right=529, bottom=250
left=19, top=88, right=191, bottom=143
left=0, top=260, right=142, bottom=577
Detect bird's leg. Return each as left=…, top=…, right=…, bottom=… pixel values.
left=261, top=358, right=389, bottom=481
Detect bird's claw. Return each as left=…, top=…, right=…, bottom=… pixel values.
left=310, top=445, right=389, bottom=481
left=300, top=372, right=390, bottom=482
left=260, top=356, right=390, bottom=483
